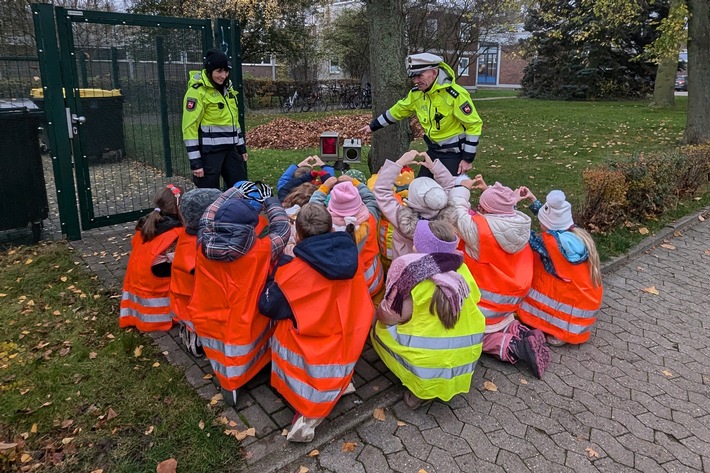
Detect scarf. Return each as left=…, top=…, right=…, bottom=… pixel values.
left=385, top=252, right=468, bottom=315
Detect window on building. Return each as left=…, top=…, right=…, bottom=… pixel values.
left=426, top=18, right=438, bottom=37
left=330, top=60, right=341, bottom=75
left=458, top=57, right=470, bottom=76
left=460, top=23, right=471, bottom=42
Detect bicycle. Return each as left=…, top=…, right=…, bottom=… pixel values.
left=300, top=90, right=328, bottom=113
left=282, top=90, right=300, bottom=113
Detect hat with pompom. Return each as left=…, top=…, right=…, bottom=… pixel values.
left=538, top=190, right=574, bottom=231
left=180, top=188, right=222, bottom=233
left=344, top=169, right=366, bottom=183
left=405, top=177, right=448, bottom=219
left=479, top=182, right=520, bottom=217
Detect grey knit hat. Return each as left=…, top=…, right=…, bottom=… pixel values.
left=180, top=188, right=222, bottom=231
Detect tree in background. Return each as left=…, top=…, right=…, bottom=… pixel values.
left=321, top=5, right=370, bottom=82
left=645, top=0, right=687, bottom=107
left=521, top=0, right=668, bottom=100
left=683, top=0, right=710, bottom=144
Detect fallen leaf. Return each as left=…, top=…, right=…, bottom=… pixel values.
left=341, top=441, right=357, bottom=452
left=585, top=447, right=599, bottom=459
left=373, top=408, right=386, bottom=421
left=520, top=378, right=529, bottom=385
left=642, top=286, right=660, bottom=295
left=106, top=333, right=115, bottom=339
left=228, top=421, right=237, bottom=427
left=134, top=345, right=143, bottom=357
left=60, top=276, right=68, bottom=282
left=31, top=423, right=38, bottom=433
left=145, top=425, right=154, bottom=435
left=638, top=227, right=649, bottom=235
left=61, top=437, right=74, bottom=445
left=483, top=380, right=498, bottom=392
left=660, top=244, right=676, bottom=250
left=198, top=420, right=205, bottom=430
left=106, top=408, right=118, bottom=420
left=704, top=249, right=710, bottom=256
left=307, top=449, right=319, bottom=457
left=396, top=421, right=407, bottom=427
left=662, top=369, right=673, bottom=377
left=61, top=419, right=73, bottom=429
left=52, top=310, right=61, bottom=316
left=673, top=230, right=683, bottom=237
left=418, top=469, right=429, bottom=473
left=89, top=352, right=98, bottom=359
left=281, top=429, right=288, bottom=436
left=24, top=258, right=33, bottom=265
left=90, top=470, right=104, bottom=473
left=699, top=214, right=706, bottom=222
left=202, top=374, right=213, bottom=380
left=210, top=393, right=223, bottom=406
left=152, top=362, right=160, bottom=368
left=59, top=347, right=71, bottom=357
left=156, top=458, right=177, bottom=473
left=0, top=442, right=17, bottom=453
left=298, top=467, right=309, bottom=473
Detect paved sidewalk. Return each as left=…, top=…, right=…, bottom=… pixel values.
left=266, top=211, right=710, bottom=473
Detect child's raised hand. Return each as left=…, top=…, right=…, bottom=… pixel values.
left=516, top=186, right=536, bottom=203
left=396, top=150, right=421, bottom=167
left=471, top=174, right=487, bottom=190
left=337, top=174, right=354, bottom=183
left=312, top=156, right=326, bottom=167
left=298, top=157, right=312, bottom=167
left=323, top=176, right=338, bottom=189
left=420, top=152, right=434, bottom=169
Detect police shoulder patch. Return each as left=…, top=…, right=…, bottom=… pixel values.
left=446, top=86, right=459, bottom=98
left=186, top=98, right=197, bottom=111
left=460, top=101, right=472, bottom=115
left=191, top=83, right=202, bottom=89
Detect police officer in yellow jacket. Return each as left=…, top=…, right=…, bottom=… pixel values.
left=182, top=49, right=248, bottom=189
left=360, top=53, right=482, bottom=177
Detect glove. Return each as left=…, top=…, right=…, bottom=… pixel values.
left=254, top=181, right=273, bottom=202
left=234, top=180, right=257, bottom=198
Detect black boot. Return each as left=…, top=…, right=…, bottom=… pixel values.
left=510, top=335, right=550, bottom=379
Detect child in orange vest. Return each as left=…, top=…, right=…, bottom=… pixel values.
left=310, top=174, right=384, bottom=300
left=516, top=188, right=603, bottom=346
left=450, top=176, right=550, bottom=378
left=281, top=182, right=318, bottom=256
left=120, top=184, right=183, bottom=332
left=277, top=155, right=335, bottom=201
left=259, top=203, right=374, bottom=442
left=170, top=188, right=222, bottom=357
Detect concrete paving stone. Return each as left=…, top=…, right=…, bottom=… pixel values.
left=513, top=386, right=552, bottom=417
left=559, top=355, right=596, bottom=380
left=550, top=409, right=592, bottom=440
left=610, top=407, right=655, bottom=442
left=385, top=450, right=433, bottom=473
left=391, top=401, right=438, bottom=432
left=654, top=431, right=703, bottom=470
left=356, top=416, right=403, bottom=455
left=571, top=390, right=613, bottom=419
left=357, top=375, right=393, bottom=401
left=235, top=390, right=256, bottom=411
left=539, top=391, right=587, bottom=416
left=276, top=456, right=321, bottom=473
left=563, top=373, right=611, bottom=396
left=593, top=457, right=639, bottom=473
left=680, top=436, right=710, bottom=458
left=427, top=401, right=463, bottom=436
left=633, top=454, right=668, bottom=473
left=591, top=372, right=632, bottom=400
left=354, top=359, right=380, bottom=382
left=564, top=451, right=602, bottom=473
left=513, top=409, right=564, bottom=436
left=590, top=428, right=635, bottom=467
left=454, top=453, right=505, bottom=473
left=318, top=444, right=366, bottom=473
left=396, top=421, right=433, bottom=461
left=638, top=412, right=692, bottom=440
left=661, top=459, right=703, bottom=473
left=251, top=384, right=286, bottom=415
left=575, top=410, right=628, bottom=438
left=239, top=404, right=278, bottom=438
left=195, top=383, right=219, bottom=402
left=327, top=392, right=363, bottom=419
left=646, top=374, right=692, bottom=402
left=524, top=426, right=566, bottom=465
left=489, top=403, right=527, bottom=438
left=444, top=393, right=468, bottom=410
left=495, top=449, right=532, bottom=472
left=351, top=373, right=365, bottom=389
left=357, top=444, right=389, bottom=473
left=426, top=446, right=459, bottom=473
left=360, top=345, right=379, bottom=365
left=671, top=410, right=710, bottom=443
left=682, top=392, right=710, bottom=418
left=452, top=407, right=501, bottom=433
left=630, top=391, right=673, bottom=419
left=420, top=427, right=472, bottom=456
left=459, top=424, right=499, bottom=463
left=542, top=371, right=574, bottom=398
left=270, top=406, right=295, bottom=430
left=550, top=431, right=590, bottom=455
left=486, top=428, right=538, bottom=459
left=524, top=455, right=574, bottom=473
left=184, top=364, right=211, bottom=389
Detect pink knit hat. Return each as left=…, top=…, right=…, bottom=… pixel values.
left=327, top=182, right=370, bottom=226
left=478, top=182, right=520, bottom=216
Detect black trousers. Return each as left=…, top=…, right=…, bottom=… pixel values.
left=193, top=146, right=247, bottom=189
left=417, top=148, right=463, bottom=178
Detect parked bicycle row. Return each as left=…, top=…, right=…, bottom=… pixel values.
left=281, top=83, right=372, bottom=113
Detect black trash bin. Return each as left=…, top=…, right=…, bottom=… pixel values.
left=31, top=88, right=126, bottom=162
left=0, top=100, right=49, bottom=241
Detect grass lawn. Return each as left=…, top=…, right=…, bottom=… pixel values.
left=471, top=88, right=520, bottom=99
left=0, top=243, right=243, bottom=472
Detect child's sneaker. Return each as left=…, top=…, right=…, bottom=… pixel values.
left=221, top=387, right=239, bottom=407
left=287, top=414, right=323, bottom=443
left=511, top=335, right=550, bottom=379
left=186, top=330, right=204, bottom=358
left=545, top=334, right=567, bottom=347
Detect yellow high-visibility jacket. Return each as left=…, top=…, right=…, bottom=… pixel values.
left=370, top=62, right=482, bottom=162
left=182, top=69, right=246, bottom=170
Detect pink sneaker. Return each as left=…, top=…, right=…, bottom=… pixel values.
left=511, top=335, right=550, bottom=379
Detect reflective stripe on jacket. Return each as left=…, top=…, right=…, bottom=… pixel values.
left=460, top=213, right=534, bottom=327
left=372, top=264, right=485, bottom=401
left=169, top=230, right=197, bottom=331
left=182, top=69, right=245, bottom=163
left=359, top=214, right=384, bottom=297
left=517, top=232, right=603, bottom=344
left=188, top=227, right=274, bottom=390
left=271, top=257, right=374, bottom=418
left=120, top=228, right=181, bottom=332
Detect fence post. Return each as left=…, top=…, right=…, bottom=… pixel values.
left=155, top=36, right=173, bottom=177
left=111, top=46, right=121, bottom=89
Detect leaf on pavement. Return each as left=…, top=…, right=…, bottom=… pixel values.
left=662, top=369, right=673, bottom=377
left=156, top=458, right=177, bottom=473
left=373, top=408, right=386, bottom=421
left=202, top=374, right=213, bottom=380
left=396, top=421, right=407, bottom=427
left=483, top=380, right=498, bottom=392
left=520, top=378, right=528, bottom=385
left=638, top=227, right=649, bottom=235
left=307, top=449, right=319, bottom=457
left=341, top=442, right=357, bottom=453
left=585, top=447, right=599, bottom=459
left=298, top=466, right=309, bottom=473
left=641, top=286, right=660, bottom=295
left=673, top=230, right=683, bottom=237
left=418, top=469, right=429, bottom=473
left=210, top=393, right=223, bottom=406
left=699, top=214, right=705, bottom=222
left=660, top=244, right=676, bottom=250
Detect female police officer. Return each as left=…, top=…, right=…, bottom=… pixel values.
left=360, top=53, right=483, bottom=177
left=182, top=48, right=248, bottom=189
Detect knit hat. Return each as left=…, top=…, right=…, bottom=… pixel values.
left=214, top=198, right=259, bottom=227
left=406, top=52, right=443, bottom=77
left=180, top=188, right=222, bottom=232
left=328, top=182, right=370, bottom=226
left=404, top=177, right=448, bottom=219
left=414, top=219, right=458, bottom=254
left=479, top=182, right=520, bottom=217
left=233, top=180, right=263, bottom=212
left=344, top=169, right=366, bottom=183
left=204, top=48, right=231, bottom=73
left=538, top=190, right=574, bottom=231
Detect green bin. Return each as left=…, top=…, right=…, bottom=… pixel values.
left=31, top=88, right=126, bottom=162
left=0, top=102, right=49, bottom=241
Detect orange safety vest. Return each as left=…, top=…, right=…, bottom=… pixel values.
left=517, top=232, right=603, bottom=344
left=169, top=230, right=198, bottom=331
left=271, top=258, right=374, bottom=418
left=120, top=228, right=181, bottom=332
left=460, top=214, right=533, bottom=326
left=359, top=214, right=384, bottom=297
left=188, top=221, right=274, bottom=391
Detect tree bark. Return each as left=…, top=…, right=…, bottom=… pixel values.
left=684, top=0, right=710, bottom=144
left=650, top=56, right=677, bottom=107
left=366, top=0, right=411, bottom=173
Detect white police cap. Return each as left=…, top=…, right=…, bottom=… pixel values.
left=406, top=52, right=443, bottom=77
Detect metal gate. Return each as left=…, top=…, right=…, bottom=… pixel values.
left=32, top=4, right=244, bottom=240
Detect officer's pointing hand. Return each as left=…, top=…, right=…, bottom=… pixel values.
left=457, top=160, right=473, bottom=175
left=358, top=125, right=372, bottom=134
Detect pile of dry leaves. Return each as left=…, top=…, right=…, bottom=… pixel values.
left=248, top=114, right=423, bottom=150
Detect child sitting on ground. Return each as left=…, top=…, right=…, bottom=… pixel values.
left=516, top=188, right=603, bottom=346
left=259, top=203, right=373, bottom=443
left=121, top=184, right=183, bottom=332
left=281, top=182, right=318, bottom=256
left=450, top=175, right=550, bottom=378
left=277, top=156, right=335, bottom=201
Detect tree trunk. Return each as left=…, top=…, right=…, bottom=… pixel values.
left=684, top=0, right=710, bottom=144
left=366, top=0, right=411, bottom=173
left=650, top=56, right=677, bottom=107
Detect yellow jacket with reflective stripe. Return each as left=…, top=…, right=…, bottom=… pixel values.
left=372, top=264, right=485, bottom=401
left=181, top=69, right=246, bottom=167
